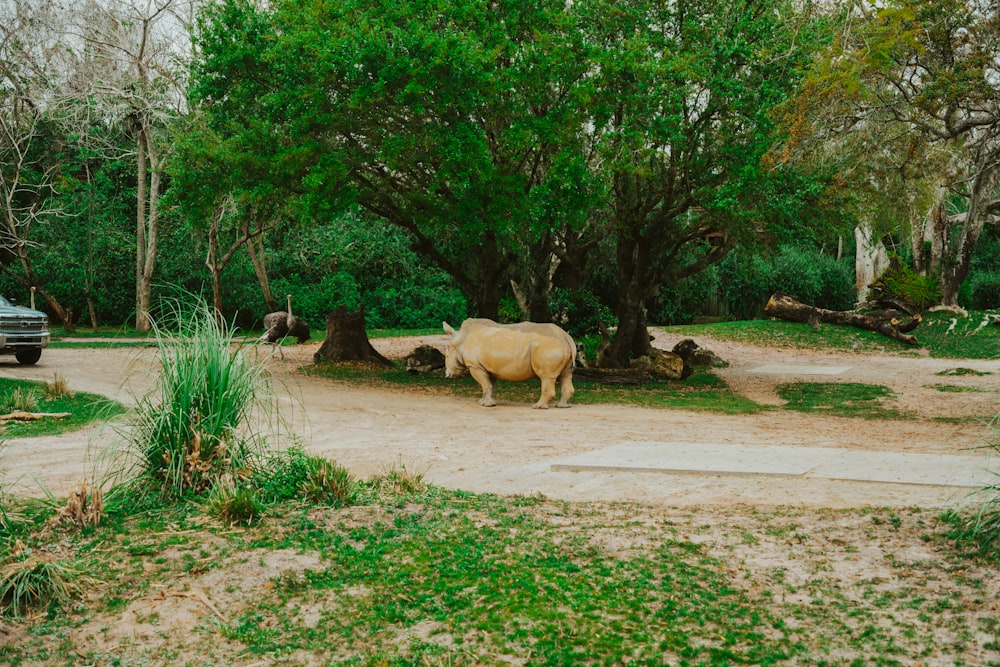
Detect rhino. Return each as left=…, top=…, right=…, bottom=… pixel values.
left=442, top=318, right=576, bottom=409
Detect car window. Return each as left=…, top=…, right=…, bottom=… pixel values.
left=0, top=296, right=11, bottom=307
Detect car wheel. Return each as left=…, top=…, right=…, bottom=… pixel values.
left=15, top=349, right=41, bottom=365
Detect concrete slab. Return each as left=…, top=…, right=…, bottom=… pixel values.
left=750, top=364, right=853, bottom=375
left=550, top=442, right=1000, bottom=488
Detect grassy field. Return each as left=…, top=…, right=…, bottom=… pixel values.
left=2, top=315, right=999, bottom=665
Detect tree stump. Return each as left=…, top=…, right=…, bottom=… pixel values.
left=314, top=306, right=394, bottom=367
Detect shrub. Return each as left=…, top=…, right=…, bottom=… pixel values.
left=869, top=257, right=941, bottom=310
left=0, top=557, right=81, bottom=618
left=719, top=245, right=854, bottom=319
left=966, top=271, right=1000, bottom=310
left=550, top=288, right=614, bottom=338
left=648, top=268, right=719, bottom=325
left=105, top=298, right=278, bottom=504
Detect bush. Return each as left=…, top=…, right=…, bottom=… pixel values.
left=648, top=268, right=719, bottom=325
left=550, top=288, right=613, bottom=338
left=966, top=272, right=1000, bottom=310
left=105, top=298, right=278, bottom=504
left=869, top=257, right=941, bottom=310
left=719, top=245, right=854, bottom=319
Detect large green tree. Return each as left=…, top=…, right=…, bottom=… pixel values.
left=192, top=0, right=600, bottom=321
left=579, top=0, right=830, bottom=366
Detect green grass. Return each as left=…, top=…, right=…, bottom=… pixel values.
left=776, top=382, right=909, bottom=420
left=666, top=310, right=1000, bottom=359
left=307, top=363, right=765, bottom=415
left=0, top=378, right=124, bottom=437
left=1, top=488, right=993, bottom=665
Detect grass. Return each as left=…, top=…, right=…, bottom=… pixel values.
left=307, top=363, right=766, bottom=415
left=0, top=556, right=83, bottom=619
left=1, top=316, right=999, bottom=663
left=666, top=309, right=1000, bottom=359
left=0, top=377, right=125, bottom=437
left=1, top=486, right=996, bottom=664
left=102, top=299, right=284, bottom=504
left=776, top=382, right=910, bottom=420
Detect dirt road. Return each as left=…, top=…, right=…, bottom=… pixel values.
left=2, top=332, right=998, bottom=508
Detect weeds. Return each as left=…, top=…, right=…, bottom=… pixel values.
left=0, top=553, right=81, bottom=618
left=253, top=447, right=357, bottom=507
left=104, top=299, right=280, bottom=505
left=42, top=373, right=72, bottom=400
left=206, top=484, right=264, bottom=527
left=2, top=387, right=40, bottom=413
left=944, top=414, right=1000, bottom=560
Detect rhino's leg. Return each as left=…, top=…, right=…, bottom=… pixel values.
left=534, top=377, right=556, bottom=409
left=555, top=368, right=575, bottom=408
left=469, top=368, right=497, bottom=407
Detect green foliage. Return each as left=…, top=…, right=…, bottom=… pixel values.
left=965, top=271, right=1000, bottom=310
left=647, top=267, right=719, bottom=326
left=253, top=448, right=356, bottom=507
left=549, top=288, right=613, bottom=337
left=719, top=245, right=855, bottom=320
left=870, top=258, right=942, bottom=310
left=0, top=557, right=81, bottom=619
left=106, top=298, right=278, bottom=504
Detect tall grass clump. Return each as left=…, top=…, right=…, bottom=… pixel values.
left=0, top=556, right=82, bottom=618
left=945, top=414, right=1000, bottom=560
left=105, top=299, right=279, bottom=505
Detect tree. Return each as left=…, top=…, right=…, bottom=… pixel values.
left=191, top=0, right=601, bottom=320
left=778, top=0, right=1000, bottom=308
left=70, top=0, right=195, bottom=330
left=0, top=0, right=86, bottom=322
left=579, top=0, right=830, bottom=366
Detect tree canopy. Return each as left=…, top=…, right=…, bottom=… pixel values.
left=189, top=0, right=836, bottom=364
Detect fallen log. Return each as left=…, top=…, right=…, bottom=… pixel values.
left=0, top=410, right=71, bottom=424
left=764, top=293, right=921, bottom=345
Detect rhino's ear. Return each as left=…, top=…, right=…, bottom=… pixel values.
left=443, top=321, right=456, bottom=337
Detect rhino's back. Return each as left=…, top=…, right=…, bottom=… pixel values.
left=460, top=323, right=573, bottom=379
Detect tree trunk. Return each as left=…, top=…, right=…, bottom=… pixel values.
left=247, top=234, right=276, bottom=312
left=135, top=124, right=149, bottom=331
left=604, top=231, right=654, bottom=368
left=765, top=292, right=921, bottom=345
left=938, top=153, right=999, bottom=307
left=854, top=223, right=889, bottom=304
left=314, top=305, right=394, bottom=367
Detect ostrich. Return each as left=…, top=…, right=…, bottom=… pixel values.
left=260, top=294, right=311, bottom=344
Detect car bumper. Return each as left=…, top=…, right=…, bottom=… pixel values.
left=0, top=333, right=49, bottom=351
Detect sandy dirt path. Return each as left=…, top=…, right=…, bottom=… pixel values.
left=1, top=332, right=998, bottom=509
